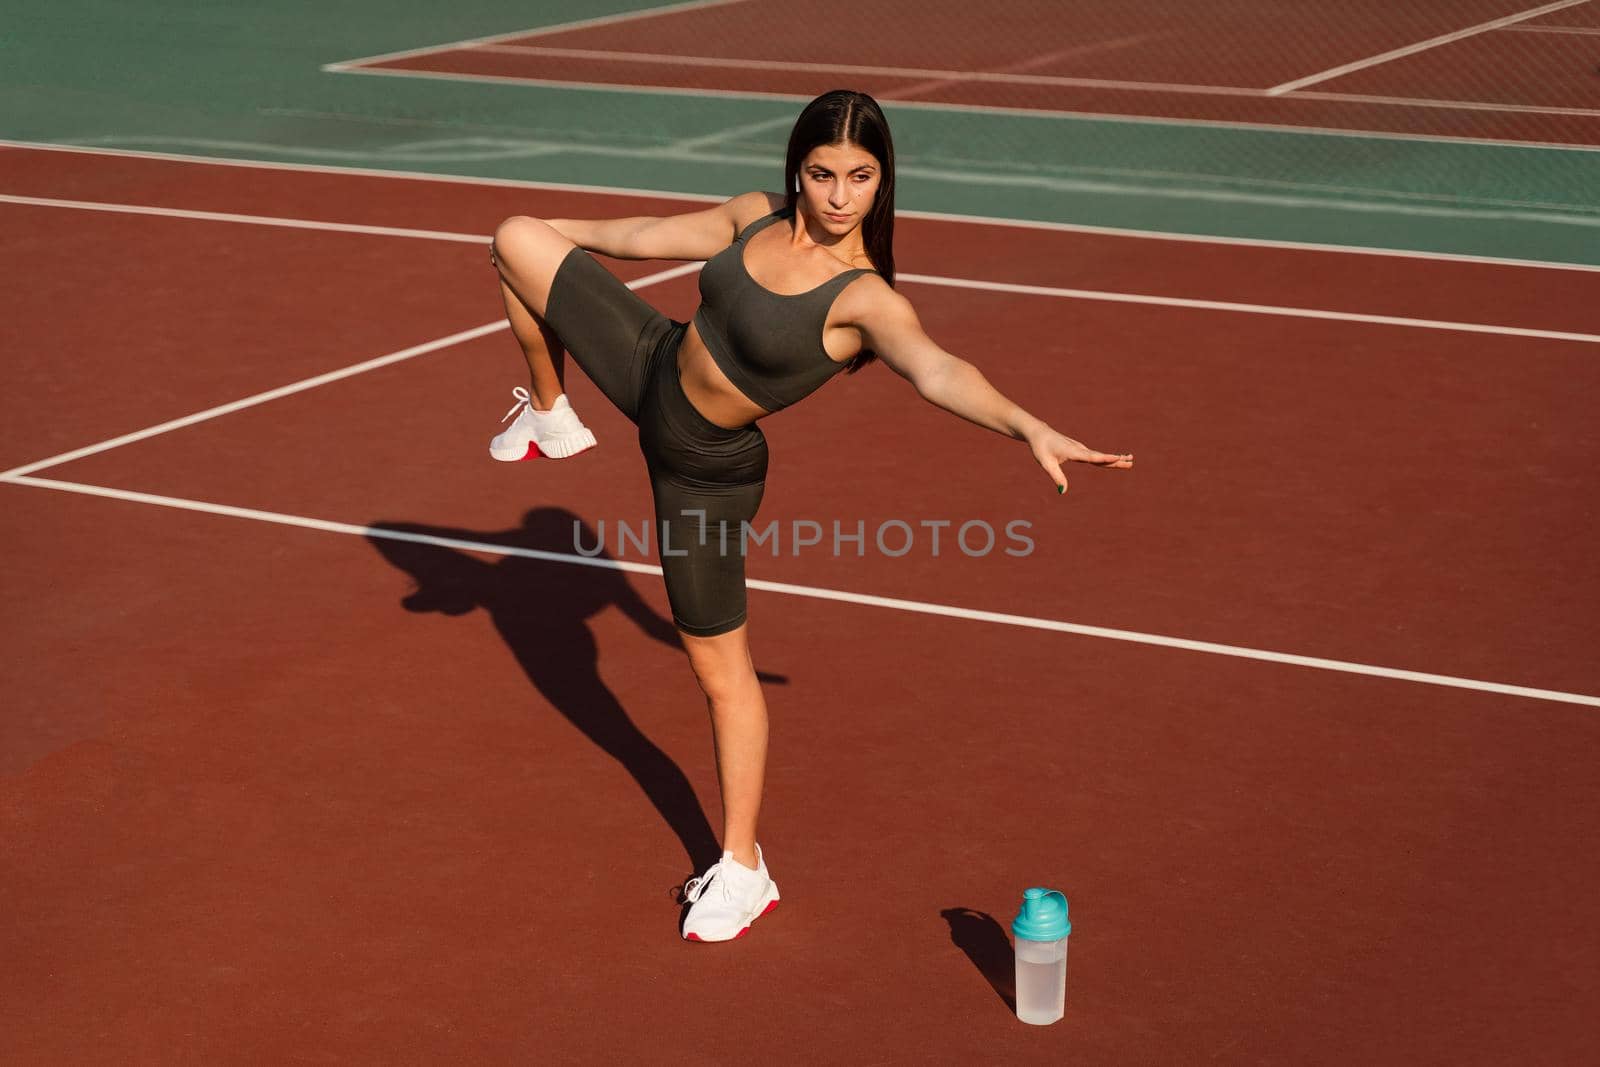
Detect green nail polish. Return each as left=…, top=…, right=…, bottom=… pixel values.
left=1056, top=484, right=1065, bottom=494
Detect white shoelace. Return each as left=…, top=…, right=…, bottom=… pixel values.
left=500, top=386, right=534, bottom=424
left=682, top=860, right=729, bottom=904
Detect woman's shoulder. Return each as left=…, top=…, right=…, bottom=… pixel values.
left=834, top=270, right=907, bottom=327
left=727, top=191, right=788, bottom=237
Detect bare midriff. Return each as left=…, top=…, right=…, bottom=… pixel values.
left=675, top=319, right=775, bottom=430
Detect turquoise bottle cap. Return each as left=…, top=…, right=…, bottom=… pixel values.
left=1011, top=887, right=1071, bottom=941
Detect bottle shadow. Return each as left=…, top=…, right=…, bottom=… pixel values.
left=365, top=506, right=788, bottom=885
left=941, top=907, right=1016, bottom=1011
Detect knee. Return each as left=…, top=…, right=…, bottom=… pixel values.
left=490, top=215, right=551, bottom=267
left=697, top=674, right=750, bottom=710
left=684, top=648, right=731, bottom=703
left=683, top=638, right=754, bottom=706
left=495, top=214, right=546, bottom=242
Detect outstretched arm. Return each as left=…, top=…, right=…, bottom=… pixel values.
left=856, top=281, right=1133, bottom=495
left=543, top=190, right=774, bottom=261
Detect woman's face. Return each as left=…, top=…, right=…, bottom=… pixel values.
left=796, top=142, right=881, bottom=234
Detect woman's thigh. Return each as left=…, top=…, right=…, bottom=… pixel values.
left=638, top=337, right=769, bottom=637
left=650, top=475, right=767, bottom=638
left=493, top=217, right=669, bottom=423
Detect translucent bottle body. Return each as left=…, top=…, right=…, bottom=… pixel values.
left=1014, top=934, right=1068, bottom=1025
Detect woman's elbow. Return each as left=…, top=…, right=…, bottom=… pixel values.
left=912, top=357, right=966, bottom=403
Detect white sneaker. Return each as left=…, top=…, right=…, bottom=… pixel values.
left=489, top=387, right=597, bottom=461
left=681, top=843, right=780, bottom=942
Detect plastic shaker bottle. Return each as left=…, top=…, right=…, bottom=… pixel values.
left=1011, top=887, right=1071, bottom=1025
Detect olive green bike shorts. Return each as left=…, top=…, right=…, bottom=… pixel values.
left=542, top=246, right=768, bottom=638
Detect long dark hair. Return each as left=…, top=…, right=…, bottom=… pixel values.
left=782, top=89, right=896, bottom=375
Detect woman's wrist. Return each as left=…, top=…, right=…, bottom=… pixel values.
left=1009, top=410, right=1049, bottom=443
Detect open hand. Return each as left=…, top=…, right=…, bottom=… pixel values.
left=1029, top=428, right=1133, bottom=495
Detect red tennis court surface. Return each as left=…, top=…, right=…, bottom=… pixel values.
left=2, top=145, right=1596, bottom=1062
left=333, top=0, right=1600, bottom=145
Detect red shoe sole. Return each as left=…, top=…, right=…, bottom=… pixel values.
left=519, top=440, right=597, bottom=461
left=684, top=898, right=778, bottom=942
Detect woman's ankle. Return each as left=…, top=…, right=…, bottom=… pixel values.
left=527, top=383, right=562, bottom=411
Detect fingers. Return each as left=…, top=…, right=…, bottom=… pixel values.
left=1045, top=457, right=1068, bottom=495
left=1048, top=450, right=1132, bottom=495
left=1054, top=434, right=1133, bottom=469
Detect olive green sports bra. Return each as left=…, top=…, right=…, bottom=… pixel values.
left=692, top=204, right=878, bottom=414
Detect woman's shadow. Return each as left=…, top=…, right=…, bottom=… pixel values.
left=365, top=507, right=787, bottom=880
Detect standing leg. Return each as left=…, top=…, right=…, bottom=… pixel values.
left=637, top=333, right=778, bottom=939
left=679, top=623, right=767, bottom=872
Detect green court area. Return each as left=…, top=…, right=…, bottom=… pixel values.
left=5, top=1, right=1599, bottom=260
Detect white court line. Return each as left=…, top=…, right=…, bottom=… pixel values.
left=810, top=207, right=1600, bottom=272
left=667, top=113, right=795, bottom=152
left=20, top=178, right=1598, bottom=251
left=467, top=41, right=1600, bottom=121
left=0, top=193, right=486, bottom=242
left=252, top=108, right=1600, bottom=217
left=322, top=0, right=752, bottom=72
left=0, top=138, right=738, bottom=203
left=0, top=321, right=501, bottom=480
left=1288, top=87, right=1600, bottom=119
left=11, top=193, right=1597, bottom=347
left=467, top=42, right=1273, bottom=98
left=42, top=132, right=1600, bottom=221
left=1268, top=0, right=1593, bottom=94
left=879, top=34, right=1164, bottom=103
left=3, top=474, right=1595, bottom=710
left=898, top=272, right=1600, bottom=345
left=326, top=52, right=1600, bottom=131
left=1502, top=23, right=1600, bottom=35
left=31, top=131, right=1600, bottom=227
left=7, top=140, right=1600, bottom=273
left=0, top=262, right=701, bottom=481
left=360, top=37, right=1600, bottom=122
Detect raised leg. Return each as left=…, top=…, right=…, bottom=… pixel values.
left=490, top=216, right=578, bottom=411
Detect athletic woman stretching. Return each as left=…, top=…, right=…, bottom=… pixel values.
left=485, top=90, right=1133, bottom=942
